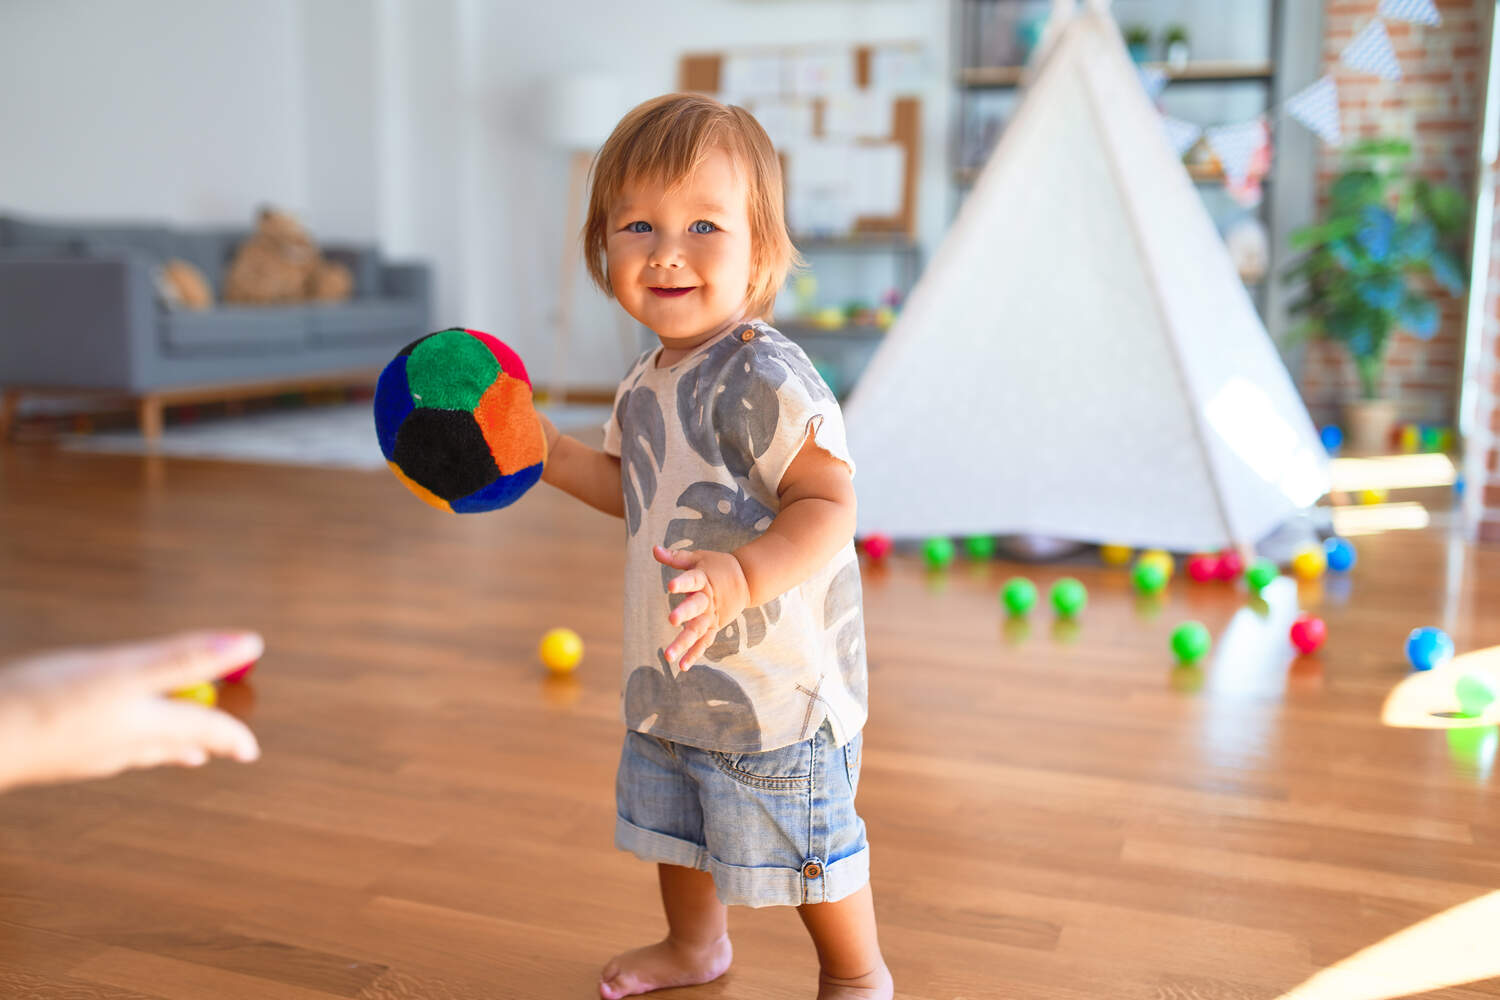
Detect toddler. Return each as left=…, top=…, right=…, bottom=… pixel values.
left=536, top=93, right=889, bottom=999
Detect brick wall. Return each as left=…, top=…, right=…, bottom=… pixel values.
left=1296, top=0, right=1484, bottom=430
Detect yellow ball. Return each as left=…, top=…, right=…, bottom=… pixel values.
left=539, top=628, right=584, bottom=673
left=170, top=682, right=217, bottom=707
left=1291, top=546, right=1326, bottom=580
left=1139, top=550, right=1175, bottom=580
left=1358, top=488, right=1388, bottom=505
left=874, top=306, right=896, bottom=328
left=1100, top=543, right=1133, bottom=566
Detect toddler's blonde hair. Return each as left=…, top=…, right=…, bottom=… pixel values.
left=583, top=93, right=800, bottom=322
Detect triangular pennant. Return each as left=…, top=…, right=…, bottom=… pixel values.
left=1285, top=75, right=1343, bottom=147
left=1137, top=65, right=1168, bottom=101
left=1378, top=0, right=1441, bottom=27
left=1205, top=118, right=1266, bottom=186
left=1159, top=115, right=1202, bottom=157
left=1341, top=19, right=1403, bottom=80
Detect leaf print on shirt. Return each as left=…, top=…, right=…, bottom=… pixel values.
left=823, top=558, right=867, bottom=704
left=616, top=384, right=666, bottom=536
left=661, top=481, right=782, bottom=663
left=624, top=649, right=763, bottom=750
left=676, top=325, right=835, bottom=481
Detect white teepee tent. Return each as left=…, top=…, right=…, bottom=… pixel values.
left=842, top=0, right=1329, bottom=553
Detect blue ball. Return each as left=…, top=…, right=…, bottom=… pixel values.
left=1319, top=424, right=1344, bottom=454
left=1324, top=536, right=1356, bottom=572
left=1406, top=627, right=1455, bottom=672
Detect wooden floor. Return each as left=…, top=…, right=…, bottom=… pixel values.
left=1, top=442, right=1498, bottom=999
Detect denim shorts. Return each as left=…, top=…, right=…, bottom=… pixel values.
left=614, top=721, right=869, bottom=908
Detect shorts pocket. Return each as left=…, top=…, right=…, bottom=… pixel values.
left=844, top=732, right=863, bottom=794
left=710, top=737, right=814, bottom=790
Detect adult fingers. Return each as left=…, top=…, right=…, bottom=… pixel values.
left=669, top=592, right=711, bottom=625
left=127, top=631, right=265, bottom=694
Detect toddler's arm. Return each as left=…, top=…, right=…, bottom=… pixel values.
left=537, top=414, right=625, bottom=519
left=656, top=428, right=855, bottom=668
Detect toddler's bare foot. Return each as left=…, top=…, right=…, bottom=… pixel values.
left=599, top=934, right=733, bottom=999
left=817, top=960, right=893, bottom=1000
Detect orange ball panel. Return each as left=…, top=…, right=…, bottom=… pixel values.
left=388, top=461, right=454, bottom=512
left=475, top=375, right=547, bottom=475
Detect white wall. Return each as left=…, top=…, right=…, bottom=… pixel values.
left=0, top=0, right=950, bottom=388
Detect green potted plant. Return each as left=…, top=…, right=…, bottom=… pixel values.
left=1123, top=24, right=1152, bottom=63
left=1284, top=138, right=1468, bottom=453
left=1163, top=24, right=1190, bottom=70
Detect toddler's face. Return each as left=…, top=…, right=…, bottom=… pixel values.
left=607, top=146, right=753, bottom=346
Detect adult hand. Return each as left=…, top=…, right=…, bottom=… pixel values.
left=0, top=630, right=262, bottom=793
left=653, top=545, right=749, bottom=671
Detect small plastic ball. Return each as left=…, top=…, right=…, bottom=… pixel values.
left=923, top=537, right=956, bottom=569
left=171, top=682, right=217, bottom=707
left=1455, top=673, right=1499, bottom=717
left=1186, top=554, right=1221, bottom=583
left=1245, top=558, right=1279, bottom=593
left=1139, top=550, right=1174, bottom=580
left=1100, top=543, right=1133, bottom=567
left=964, top=535, right=997, bottom=560
left=1289, top=614, right=1327, bottom=654
left=1171, top=622, right=1212, bottom=665
left=539, top=628, right=584, bottom=673
left=1050, top=578, right=1088, bottom=618
left=1359, top=488, right=1388, bottom=505
left=1001, top=577, right=1038, bottom=616
left=1319, top=424, right=1343, bottom=453
left=221, top=660, right=257, bottom=684
left=1324, top=537, right=1356, bottom=572
left=1291, top=546, right=1327, bottom=581
left=862, top=534, right=893, bottom=561
left=1131, top=561, right=1168, bottom=595
left=1405, top=627, right=1455, bottom=672
left=1215, top=549, right=1245, bottom=581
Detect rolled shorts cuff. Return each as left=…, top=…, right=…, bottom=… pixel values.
left=709, top=844, right=871, bottom=908
left=614, top=814, right=709, bottom=872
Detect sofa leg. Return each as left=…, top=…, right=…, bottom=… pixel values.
left=138, top=395, right=163, bottom=443
left=0, top=390, right=18, bottom=441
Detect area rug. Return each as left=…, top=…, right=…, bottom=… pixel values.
left=60, top=402, right=613, bottom=470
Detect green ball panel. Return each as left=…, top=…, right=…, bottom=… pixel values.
left=406, top=329, right=502, bottom=411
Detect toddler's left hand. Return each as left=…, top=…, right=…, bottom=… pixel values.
left=653, top=545, right=749, bottom=671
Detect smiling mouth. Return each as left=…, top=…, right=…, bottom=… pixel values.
left=649, top=286, right=695, bottom=298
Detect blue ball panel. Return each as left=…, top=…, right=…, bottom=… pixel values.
left=374, top=356, right=415, bottom=461
left=450, top=462, right=543, bottom=513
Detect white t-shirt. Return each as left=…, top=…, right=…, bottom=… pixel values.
left=601, top=320, right=868, bottom=753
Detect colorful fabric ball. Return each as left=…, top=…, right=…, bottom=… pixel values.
left=374, top=328, right=546, bottom=513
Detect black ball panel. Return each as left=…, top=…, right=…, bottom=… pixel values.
left=392, top=408, right=500, bottom=501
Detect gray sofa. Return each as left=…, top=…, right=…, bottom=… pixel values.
left=0, top=213, right=431, bottom=440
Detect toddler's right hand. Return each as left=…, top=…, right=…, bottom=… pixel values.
left=0, top=630, right=263, bottom=793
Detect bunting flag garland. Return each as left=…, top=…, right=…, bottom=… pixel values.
left=1160, top=115, right=1202, bottom=157
left=1341, top=19, right=1403, bottom=80
left=1285, top=75, right=1344, bottom=147
left=1378, top=0, right=1441, bottom=27
left=1205, top=118, right=1267, bottom=188
left=1137, top=65, right=1168, bottom=102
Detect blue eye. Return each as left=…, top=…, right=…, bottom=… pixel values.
left=690, top=220, right=718, bottom=235
left=626, top=221, right=651, bottom=233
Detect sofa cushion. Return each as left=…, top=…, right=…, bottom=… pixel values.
left=166, top=229, right=244, bottom=297
left=323, top=245, right=381, bottom=298
left=161, top=306, right=309, bottom=356
left=307, top=299, right=427, bottom=347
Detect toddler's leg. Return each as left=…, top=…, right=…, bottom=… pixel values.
left=599, top=863, right=733, bottom=999
left=798, top=884, right=893, bottom=1000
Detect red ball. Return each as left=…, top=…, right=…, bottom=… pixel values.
left=1216, top=549, right=1246, bottom=581
left=862, top=534, right=893, bottom=561
left=1289, top=614, right=1326, bottom=654
left=1187, top=554, right=1221, bottom=582
left=221, top=660, right=257, bottom=684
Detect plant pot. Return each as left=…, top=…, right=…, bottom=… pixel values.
left=1343, top=398, right=1398, bottom=454
left=1166, top=40, right=1190, bottom=71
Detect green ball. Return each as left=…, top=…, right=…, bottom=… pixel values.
left=1001, top=577, right=1037, bottom=615
left=923, top=536, right=956, bottom=569
left=964, top=535, right=997, bottom=559
left=1131, top=560, right=1167, bottom=595
left=1245, top=558, right=1279, bottom=593
left=1171, top=621, right=1212, bottom=665
left=1050, top=578, right=1087, bottom=617
left=1456, top=673, right=1499, bottom=717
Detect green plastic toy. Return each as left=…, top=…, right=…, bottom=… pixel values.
left=1171, top=621, right=1212, bottom=665
left=1001, top=577, right=1037, bottom=615
left=1050, top=578, right=1087, bottom=618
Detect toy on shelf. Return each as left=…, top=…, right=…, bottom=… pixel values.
left=1171, top=621, right=1212, bottom=665
left=1358, top=488, right=1388, bottom=505
left=1405, top=627, right=1455, bottom=672
left=1289, top=614, right=1327, bottom=654
left=375, top=328, right=545, bottom=514
left=1001, top=577, right=1038, bottom=616
left=1051, top=578, right=1088, bottom=618
left=539, top=628, right=584, bottom=674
